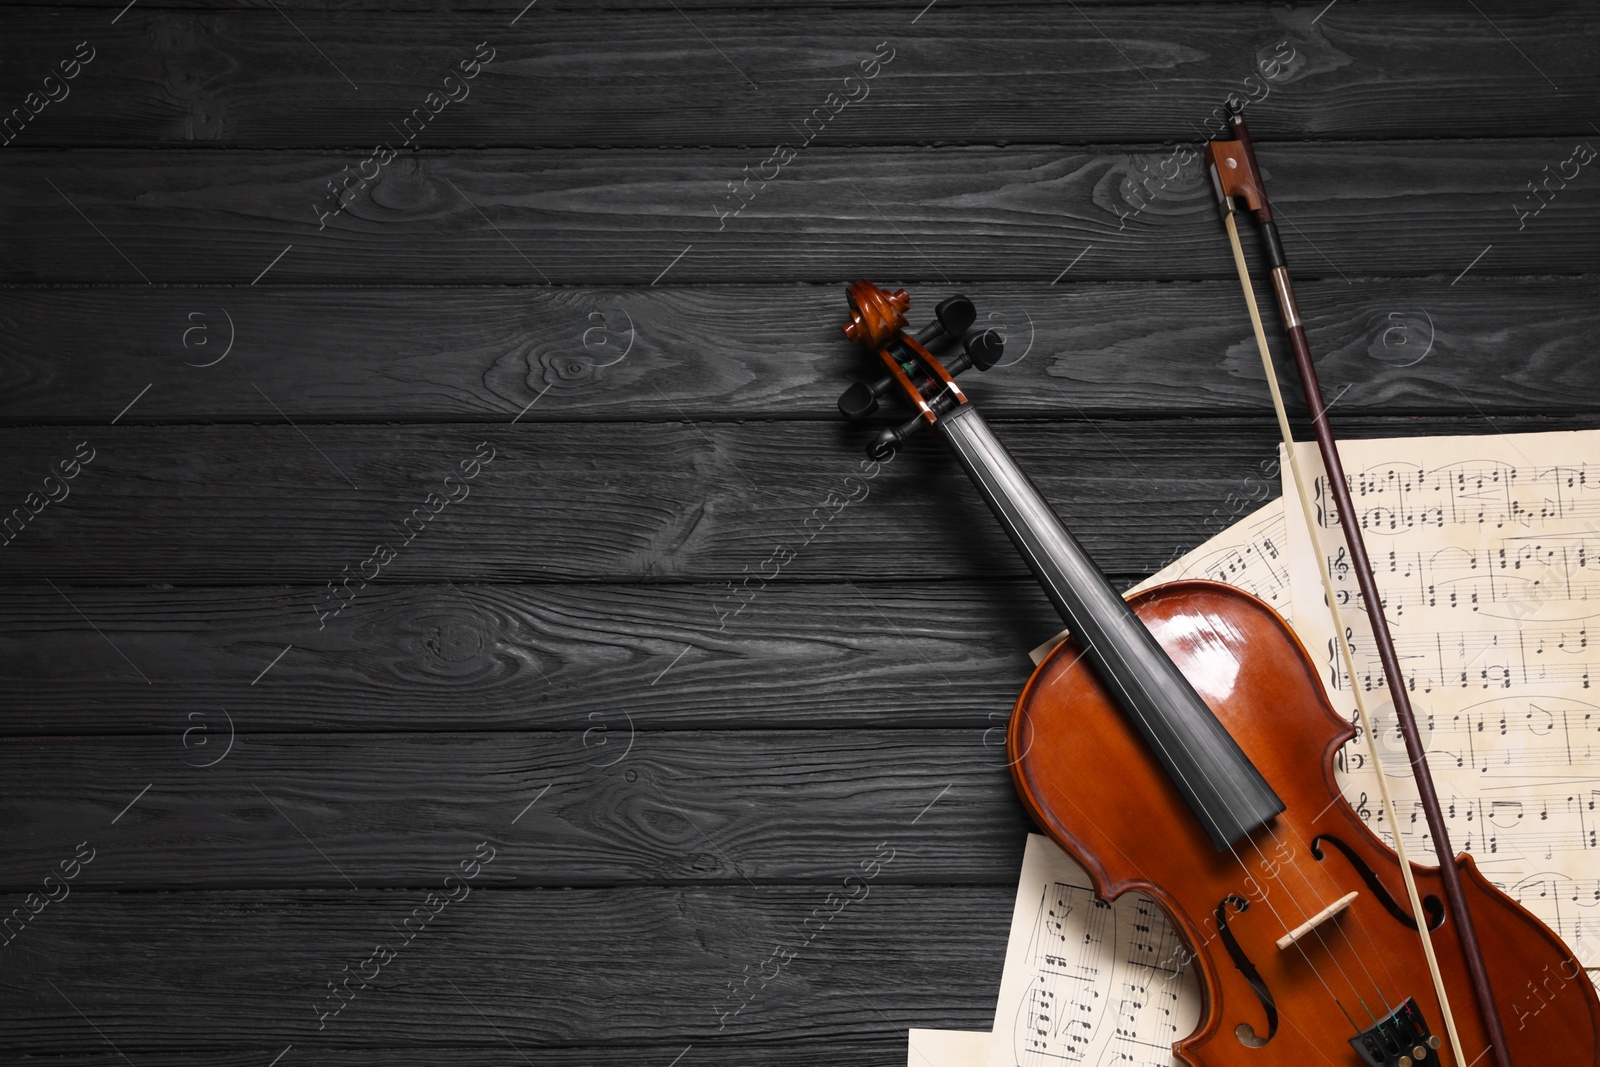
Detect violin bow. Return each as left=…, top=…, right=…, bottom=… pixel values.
left=1202, top=111, right=1511, bottom=1066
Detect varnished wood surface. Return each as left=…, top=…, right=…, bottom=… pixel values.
left=4, top=0, right=1597, bottom=1062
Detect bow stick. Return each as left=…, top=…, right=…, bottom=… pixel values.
left=1202, top=110, right=1511, bottom=1067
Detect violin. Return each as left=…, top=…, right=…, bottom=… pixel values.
left=834, top=277, right=1600, bottom=1064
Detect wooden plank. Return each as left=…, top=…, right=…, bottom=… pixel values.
left=0, top=730, right=1029, bottom=888
left=7, top=142, right=1597, bottom=285
left=0, top=5, right=1593, bottom=145
left=0, top=1046, right=916, bottom=1067
left=0, top=885, right=1011, bottom=1050
left=3, top=417, right=1594, bottom=583
left=5, top=279, right=1599, bottom=424
left=10, top=417, right=1592, bottom=584
left=0, top=582, right=1061, bottom=733
left=0, top=0, right=1404, bottom=6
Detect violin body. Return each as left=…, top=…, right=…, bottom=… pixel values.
left=1009, top=579, right=1600, bottom=1064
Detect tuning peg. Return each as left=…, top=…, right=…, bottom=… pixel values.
left=964, top=326, right=1004, bottom=370
left=913, top=295, right=977, bottom=347
left=838, top=380, right=881, bottom=421
left=865, top=387, right=972, bottom=459
left=945, top=327, right=1004, bottom=375
left=868, top=414, right=921, bottom=459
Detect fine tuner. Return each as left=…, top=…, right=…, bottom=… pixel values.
left=835, top=281, right=1003, bottom=459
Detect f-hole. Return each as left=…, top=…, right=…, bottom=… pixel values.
left=1215, top=894, right=1278, bottom=1047
left=1310, top=835, right=1445, bottom=931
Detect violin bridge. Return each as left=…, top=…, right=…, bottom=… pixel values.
left=1275, top=890, right=1359, bottom=950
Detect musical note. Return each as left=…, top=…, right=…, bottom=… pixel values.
left=993, top=836, right=1200, bottom=1067
left=1284, top=430, right=1600, bottom=965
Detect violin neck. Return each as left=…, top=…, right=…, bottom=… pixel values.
left=937, top=405, right=1285, bottom=849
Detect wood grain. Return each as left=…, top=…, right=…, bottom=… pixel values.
left=0, top=885, right=1010, bottom=1051
left=7, top=142, right=1596, bottom=285
left=0, top=4, right=1593, bottom=145
left=0, top=1046, right=918, bottom=1067
left=0, top=730, right=1030, bottom=888
left=5, top=1, right=1598, bottom=1061
left=4, top=279, right=1598, bottom=424
left=8, top=417, right=1595, bottom=583
left=0, top=581, right=1061, bottom=733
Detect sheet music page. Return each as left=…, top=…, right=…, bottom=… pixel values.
left=1030, top=498, right=1290, bottom=665
left=1281, top=428, right=1600, bottom=963
left=985, top=835, right=1200, bottom=1067
left=908, top=1029, right=991, bottom=1067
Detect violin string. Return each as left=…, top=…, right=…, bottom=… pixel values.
left=1026, top=649, right=1369, bottom=1044
left=997, top=570, right=1376, bottom=1031
left=925, top=307, right=1387, bottom=1037
left=1012, top=305, right=1413, bottom=1014
left=1009, top=441, right=1425, bottom=1027
left=1203, top=162, right=1454, bottom=1037
left=1024, top=348, right=1411, bottom=1017
left=1034, top=770, right=1372, bottom=1050
left=939, top=411, right=1385, bottom=1034
left=1281, top=805, right=1409, bottom=1005
left=1053, top=619, right=1379, bottom=1032
left=1220, top=210, right=1468, bottom=1060
left=1235, top=723, right=1411, bottom=1022
left=1237, top=788, right=1407, bottom=1015
left=978, top=446, right=1398, bottom=1022
left=1219, top=211, right=1436, bottom=1029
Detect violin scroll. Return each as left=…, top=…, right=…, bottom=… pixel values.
left=837, top=280, right=1003, bottom=458
left=842, top=281, right=910, bottom=347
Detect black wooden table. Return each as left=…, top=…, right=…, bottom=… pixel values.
left=2, top=2, right=1598, bottom=1064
